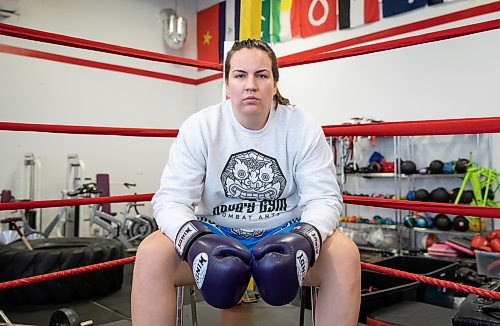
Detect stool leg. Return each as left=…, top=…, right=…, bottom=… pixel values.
left=299, top=287, right=306, bottom=326
left=310, top=286, right=318, bottom=326
left=189, top=285, right=198, bottom=326
left=176, top=286, right=184, bottom=326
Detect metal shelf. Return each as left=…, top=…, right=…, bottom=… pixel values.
left=412, top=227, right=477, bottom=237
left=340, top=222, right=397, bottom=230
left=346, top=173, right=465, bottom=179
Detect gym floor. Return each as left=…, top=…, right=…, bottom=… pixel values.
left=1, top=251, right=464, bottom=326
left=0, top=252, right=320, bottom=326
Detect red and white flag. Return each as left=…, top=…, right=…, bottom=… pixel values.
left=338, top=0, right=380, bottom=30
left=300, top=0, right=336, bottom=38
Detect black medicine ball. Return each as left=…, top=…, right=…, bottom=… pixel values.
left=454, top=158, right=470, bottom=174
left=452, top=215, right=469, bottom=232
left=414, top=189, right=430, bottom=201
left=461, top=190, right=474, bottom=204
left=429, top=160, right=444, bottom=174
left=481, top=187, right=495, bottom=201
left=434, top=214, right=452, bottom=231
left=450, top=188, right=474, bottom=204
left=400, top=160, right=417, bottom=175
left=430, top=187, right=450, bottom=203
left=449, top=187, right=460, bottom=203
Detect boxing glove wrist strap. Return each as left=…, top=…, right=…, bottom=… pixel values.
left=291, top=222, right=322, bottom=265
left=175, top=220, right=212, bottom=260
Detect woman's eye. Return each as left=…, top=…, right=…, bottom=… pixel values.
left=234, top=74, right=245, bottom=79
left=257, top=74, right=268, bottom=79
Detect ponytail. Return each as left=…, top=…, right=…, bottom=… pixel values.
left=273, top=88, right=290, bottom=110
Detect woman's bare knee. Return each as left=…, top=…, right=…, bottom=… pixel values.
left=134, top=230, right=193, bottom=286
left=304, top=231, right=360, bottom=286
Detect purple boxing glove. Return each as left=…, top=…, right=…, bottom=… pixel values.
left=175, top=221, right=252, bottom=309
left=252, top=222, right=322, bottom=306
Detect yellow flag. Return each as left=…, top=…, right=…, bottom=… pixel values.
left=240, top=0, right=262, bottom=39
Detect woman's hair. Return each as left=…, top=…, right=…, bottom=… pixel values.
left=224, top=38, right=290, bottom=109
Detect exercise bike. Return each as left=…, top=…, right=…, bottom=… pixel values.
left=0, top=185, right=96, bottom=245
left=88, top=182, right=157, bottom=252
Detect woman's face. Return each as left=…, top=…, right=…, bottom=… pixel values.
left=226, top=48, right=277, bottom=130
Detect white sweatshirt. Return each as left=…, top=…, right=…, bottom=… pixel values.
left=152, top=100, right=343, bottom=243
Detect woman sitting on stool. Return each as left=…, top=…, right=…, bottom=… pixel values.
left=131, top=39, right=361, bottom=326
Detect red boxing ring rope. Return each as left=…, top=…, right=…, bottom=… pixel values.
left=1, top=116, right=499, bottom=138
left=278, top=2, right=500, bottom=63
left=0, top=121, right=179, bottom=137
left=0, top=194, right=498, bottom=219
left=0, top=255, right=499, bottom=300
left=0, top=23, right=222, bottom=71
left=1, top=11, right=499, bottom=307
left=343, top=196, right=500, bottom=219
left=361, top=262, right=500, bottom=300
left=0, top=257, right=136, bottom=291
left=322, top=117, right=500, bottom=137
left=279, top=19, right=500, bottom=68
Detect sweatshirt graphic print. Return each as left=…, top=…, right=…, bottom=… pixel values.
left=152, top=100, right=342, bottom=243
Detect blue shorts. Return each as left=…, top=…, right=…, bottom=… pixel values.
left=199, top=217, right=300, bottom=253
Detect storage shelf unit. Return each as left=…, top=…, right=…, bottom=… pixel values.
left=331, top=133, right=494, bottom=253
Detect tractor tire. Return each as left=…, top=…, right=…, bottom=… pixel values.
left=0, top=237, right=124, bottom=304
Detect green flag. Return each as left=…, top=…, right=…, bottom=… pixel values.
left=261, top=0, right=271, bottom=42
left=270, top=0, right=281, bottom=43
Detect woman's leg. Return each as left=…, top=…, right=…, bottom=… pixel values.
left=131, top=230, right=194, bottom=326
left=304, top=231, right=361, bottom=326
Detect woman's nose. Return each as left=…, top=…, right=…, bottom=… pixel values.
left=245, top=76, right=257, bottom=91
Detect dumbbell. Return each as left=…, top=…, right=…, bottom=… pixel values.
left=49, top=308, right=93, bottom=326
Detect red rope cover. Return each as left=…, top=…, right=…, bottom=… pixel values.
left=361, top=262, right=500, bottom=300
left=0, top=193, right=154, bottom=210
left=0, top=256, right=499, bottom=301
left=0, top=256, right=136, bottom=290
left=343, top=196, right=500, bottom=219
left=322, top=117, right=500, bottom=137
left=0, top=23, right=222, bottom=71
left=0, top=43, right=201, bottom=85
left=0, top=194, right=498, bottom=219
left=0, top=122, right=178, bottom=137
left=1, top=116, right=499, bottom=138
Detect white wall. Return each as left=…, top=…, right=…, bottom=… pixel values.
left=0, top=0, right=498, bottom=234
left=0, top=0, right=201, bottom=235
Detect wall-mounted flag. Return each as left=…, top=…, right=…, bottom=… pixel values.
left=300, top=0, right=336, bottom=38
left=383, top=0, right=427, bottom=18
left=339, top=0, right=380, bottom=29
left=240, top=0, right=262, bottom=39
